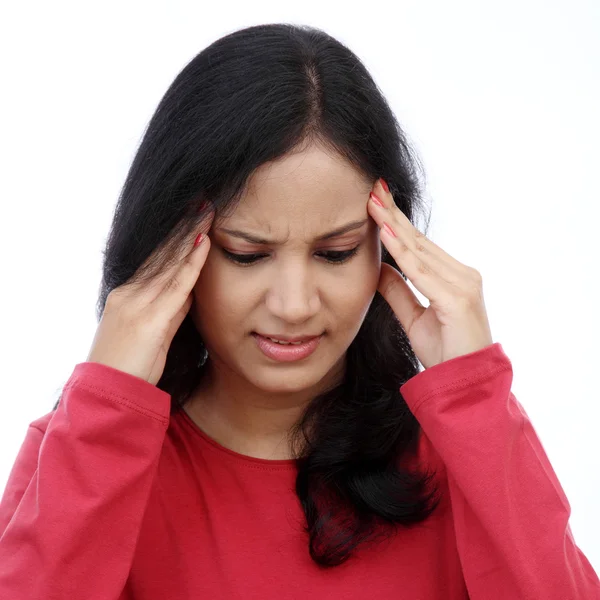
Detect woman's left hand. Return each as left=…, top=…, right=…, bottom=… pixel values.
left=367, top=179, right=494, bottom=370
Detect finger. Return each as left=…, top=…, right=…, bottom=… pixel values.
left=151, top=232, right=211, bottom=322
left=369, top=179, right=471, bottom=276
left=163, top=287, right=195, bottom=342
left=377, top=263, right=425, bottom=332
left=376, top=215, right=459, bottom=304
left=367, top=184, right=467, bottom=295
left=143, top=209, right=215, bottom=295
left=367, top=189, right=458, bottom=304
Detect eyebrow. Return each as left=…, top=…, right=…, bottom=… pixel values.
left=218, top=218, right=369, bottom=245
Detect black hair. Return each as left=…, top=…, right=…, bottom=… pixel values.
left=53, top=23, right=441, bottom=568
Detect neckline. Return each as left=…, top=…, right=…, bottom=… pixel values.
left=177, top=406, right=298, bottom=469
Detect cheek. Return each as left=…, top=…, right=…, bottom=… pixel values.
left=192, top=251, right=258, bottom=326
left=357, top=235, right=382, bottom=293
left=329, top=254, right=380, bottom=321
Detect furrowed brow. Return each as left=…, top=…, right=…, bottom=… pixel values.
left=219, top=219, right=369, bottom=245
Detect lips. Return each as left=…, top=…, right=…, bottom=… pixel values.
left=251, top=332, right=323, bottom=362
left=254, top=333, right=322, bottom=344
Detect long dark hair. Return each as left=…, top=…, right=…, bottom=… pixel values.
left=53, top=23, right=441, bottom=567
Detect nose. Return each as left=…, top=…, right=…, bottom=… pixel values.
left=265, top=260, right=321, bottom=325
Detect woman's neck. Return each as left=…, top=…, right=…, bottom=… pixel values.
left=183, top=359, right=340, bottom=460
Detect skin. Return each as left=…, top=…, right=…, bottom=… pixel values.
left=185, top=142, right=382, bottom=460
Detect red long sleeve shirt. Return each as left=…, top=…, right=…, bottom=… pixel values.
left=0, top=342, right=598, bottom=599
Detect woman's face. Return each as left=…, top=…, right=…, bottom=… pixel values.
left=191, top=144, right=382, bottom=395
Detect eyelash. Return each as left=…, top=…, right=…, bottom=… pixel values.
left=222, top=246, right=360, bottom=267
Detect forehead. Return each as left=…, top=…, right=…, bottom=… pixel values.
left=223, top=145, right=374, bottom=233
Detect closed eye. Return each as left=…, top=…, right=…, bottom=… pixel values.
left=222, top=246, right=360, bottom=266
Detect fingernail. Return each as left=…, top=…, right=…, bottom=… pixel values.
left=370, top=192, right=385, bottom=207
left=193, top=233, right=203, bottom=247
left=199, top=201, right=208, bottom=212
left=380, top=179, right=389, bottom=193
left=382, top=223, right=397, bottom=238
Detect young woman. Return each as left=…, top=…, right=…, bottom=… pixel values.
left=0, top=23, right=598, bottom=600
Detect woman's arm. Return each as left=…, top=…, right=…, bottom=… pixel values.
left=400, top=342, right=600, bottom=599
left=0, top=361, right=171, bottom=599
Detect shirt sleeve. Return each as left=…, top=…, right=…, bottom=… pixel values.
left=0, top=361, right=172, bottom=600
left=399, top=342, right=600, bottom=599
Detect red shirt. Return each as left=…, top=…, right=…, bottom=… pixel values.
left=0, top=342, right=598, bottom=599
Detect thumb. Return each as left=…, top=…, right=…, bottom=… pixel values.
left=377, top=262, right=424, bottom=332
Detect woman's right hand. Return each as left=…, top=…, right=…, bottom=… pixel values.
left=86, top=211, right=214, bottom=386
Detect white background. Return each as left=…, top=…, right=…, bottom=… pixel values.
left=1, top=0, right=598, bottom=573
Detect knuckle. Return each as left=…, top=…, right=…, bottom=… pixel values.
left=104, top=289, right=125, bottom=310
left=417, top=260, right=432, bottom=276
left=165, top=276, right=183, bottom=293
left=414, top=240, right=428, bottom=254
left=468, top=267, right=483, bottom=284
left=468, top=272, right=484, bottom=298
left=105, top=287, right=146, bottom=324
left=461, top=280, right=484, bottom=304
left=397, top=239, right=410, bottom=254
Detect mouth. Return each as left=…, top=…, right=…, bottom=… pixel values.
left=251, top=332, right=324, bottom=362
left=254, top=333, right=322, bottom=344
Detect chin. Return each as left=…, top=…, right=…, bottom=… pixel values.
left=244, top=365, right=334, bottom=396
